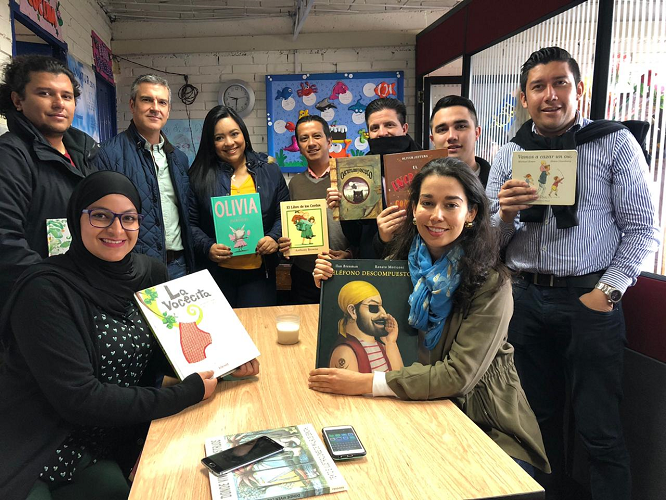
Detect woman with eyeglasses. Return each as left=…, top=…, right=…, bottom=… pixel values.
left=0, top=171, right=259, bottom=500
left=308, top=158, right=550, bottom=477
left=188, top=105, right=289, bottom=308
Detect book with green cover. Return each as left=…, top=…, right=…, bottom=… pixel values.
left=330, top=156, right=382, bottom=220
left=205, top=423, right=348, bottom=500
left=134, top=270, right=260, bottom=380
left=211, top=194, right=264, bottom=256
left=315, top=259, right=418, bottom=373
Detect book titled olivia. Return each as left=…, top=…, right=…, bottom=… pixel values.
left=134, top=270, right=260, bottom=380
left=211, top=194, right=264, bottom=255
left=205, top=423, right=348, bottom=500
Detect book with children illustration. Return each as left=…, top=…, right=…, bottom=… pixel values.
left=329, top=156, right=382, bottom=220
left=383, top=149, right=448, bottom=209
left=280, top=199, right=329, bottom=257
left=315, top=260, right=418, bottom=373
left=511, top=150, right=578, bottom=205
left=211, top=193, right=265, bottom=256
left=134, top=270, right=260, bottom=380
left=46, top=218, right=72, bottom=256
left=205, top=423, right=348, bottom=500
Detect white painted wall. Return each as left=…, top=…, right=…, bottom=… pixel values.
left=114, top=46, right=416, bottom=153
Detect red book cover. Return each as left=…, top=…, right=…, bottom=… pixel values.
left=383, top=149, right=448, bottom=209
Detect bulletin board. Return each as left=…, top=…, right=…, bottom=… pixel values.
left=66, top=55, right=99, bottom=142
left=266, top=71, right=404, bottom=173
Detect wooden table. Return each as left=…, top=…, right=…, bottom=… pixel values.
left=129, top=304, right=544, bottom=500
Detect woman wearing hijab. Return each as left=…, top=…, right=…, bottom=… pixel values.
left=309, top=158, right=550, bottom=476
left=0, top=171, right=259, bottom=500
left=188, top=105, right=289, bottom=308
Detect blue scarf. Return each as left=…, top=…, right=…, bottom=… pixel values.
left=407, top=236, right=464, bottom=350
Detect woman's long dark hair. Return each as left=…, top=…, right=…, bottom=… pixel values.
left=387, top=157, right=508, bottom=310
left=188, top=105, right=254, bottom=201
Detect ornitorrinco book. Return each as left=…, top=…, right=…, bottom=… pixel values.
left=211, top=193, right=265, bottom=255
left=134, top=270, right=260, bottom=380
left=316, top=259, right=418, bottom=373
left=383, top=149, right=448, bottom=209
left=329, top=156, right=382, bottom=220
left=280, top=199, right=329, bottom=257
left=205, top=423, right=348, bottom=500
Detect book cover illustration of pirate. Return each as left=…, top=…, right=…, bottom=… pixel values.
left=211, top=193, right=265, bottom=256
left=316, top=260, right=418, bottom=373
left=135, top=270, right=260, bottom=380
left=511, top=150, right=578, bottom=205
left=205, top=424, right=347, bottom=500
left=280, top=199, right=329, bottom=257
left=383, top=149, right=448, bottom=210
left=329, top=155, right=382, bottom=221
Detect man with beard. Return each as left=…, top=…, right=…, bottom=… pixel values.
left=329, top=281, right=404, bottom=373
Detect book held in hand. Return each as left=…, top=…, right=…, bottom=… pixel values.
left=316, top=259, right=418, bottom=373
left=211, top=194, right=264, bottom=255
left=329, top=156, right=382, bottom=220
left=383, top=149, right=448, bottom=209
left=280, top=199, right=329, bottom=257
left=134, top=270, right=260, bottom=380
left=205, top=423, right=348, bottom=500
left=46, top=218, right=71, bottom=256
left=512, top=150, right=578, bottom=205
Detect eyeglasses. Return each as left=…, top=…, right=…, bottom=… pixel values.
left=81, top=209, right=143, bottom=231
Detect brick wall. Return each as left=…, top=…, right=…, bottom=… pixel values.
left=114, top=46, right=416, bottom=153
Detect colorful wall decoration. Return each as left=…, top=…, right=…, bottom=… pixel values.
left=66, top=55, right=99, bottom=142
left=91, top=31, right=114, bottom=85
left=266, top=71, right=404, bottom=172
left=19, top=0, right=64, bottom=42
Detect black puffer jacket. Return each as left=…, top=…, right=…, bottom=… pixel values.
left=0, top=110, right=97, bottom=305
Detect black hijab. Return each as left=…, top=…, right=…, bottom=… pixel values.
left=1, top=172, right=163, bottom=347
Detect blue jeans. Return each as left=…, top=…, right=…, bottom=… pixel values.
left=509, top=279, right=630, bottom=500
left=167, top=254, right=187, bottom=279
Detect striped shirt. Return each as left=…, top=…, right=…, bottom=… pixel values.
left=487, top=114, right=659, bottom=293
left=358, top=339, right=390, bottom=372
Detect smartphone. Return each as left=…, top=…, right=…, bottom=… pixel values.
left=201, top=436, right=284, bottom=476
left=322, top=425, right=367, bottom=460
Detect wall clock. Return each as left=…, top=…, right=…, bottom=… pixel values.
left=218, top=79, right=255, bottom=118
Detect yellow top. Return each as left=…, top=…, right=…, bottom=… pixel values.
left=219, top=175, right=262, bottom=270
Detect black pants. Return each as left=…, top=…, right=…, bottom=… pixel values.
left=509, top=280, right=630, bottom=500
left=210, top=264, right=277, bottom=308
left=289, top=264, right=321, bottom=305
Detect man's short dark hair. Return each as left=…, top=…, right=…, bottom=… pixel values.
left=295, top=114, right=330, bottom=139
left=430, top=95, right=479, bottom=127
left=365, top=97, right=407, bottom=126
left=0, top=55, right=81, bottom=117
left=520, top=46, right=581, bottom=94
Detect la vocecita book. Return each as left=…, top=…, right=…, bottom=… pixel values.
left=511, top=150, right=578, bottom=205
left=330, top=156, right=382, bottom=220
left=280, top=199, right=329, bottom=257
left=316, top=259, right=418, bottom=373
left=383, top=149, right=448, bottom=209
left=205, top=423, right=348, bottom=500
left=134, top=270, right=260, bottom=380
left=211, top=194, right=264, bottom=255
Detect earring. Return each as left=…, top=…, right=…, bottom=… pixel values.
left=412, top=217, right=416, bottom=225
left=464, top=221, right=474, bottom=228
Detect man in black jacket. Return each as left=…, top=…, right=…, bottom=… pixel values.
left=0, top=55, right=97, bottom=304
left=327, top=98, right=421, bottom=258
left=430, top=95, right=491, bottom=188
left=96, top=74, right=195, bottom=278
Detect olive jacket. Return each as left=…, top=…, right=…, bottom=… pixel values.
left=386, top=271, right=551, bottom=472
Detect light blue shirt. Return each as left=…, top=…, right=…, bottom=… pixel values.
left=486, top=114, right=659, bottom=293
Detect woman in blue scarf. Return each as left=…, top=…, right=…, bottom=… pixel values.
left=309, top=158, right=550, bottom=476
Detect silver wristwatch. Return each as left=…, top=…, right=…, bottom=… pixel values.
left=595, top=282, right=623, bottom=304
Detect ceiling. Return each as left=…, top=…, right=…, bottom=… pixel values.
left=97, top=0, right=457, bottom=23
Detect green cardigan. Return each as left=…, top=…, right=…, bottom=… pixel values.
left=386, top=270, right=551, bottom=473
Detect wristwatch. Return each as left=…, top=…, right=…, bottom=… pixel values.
left=595, top=282, right=623, bottom=304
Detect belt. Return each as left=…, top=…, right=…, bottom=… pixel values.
left=166, top=249, right=184, bottom=264
left=515, top=271, right=604, bottom=288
